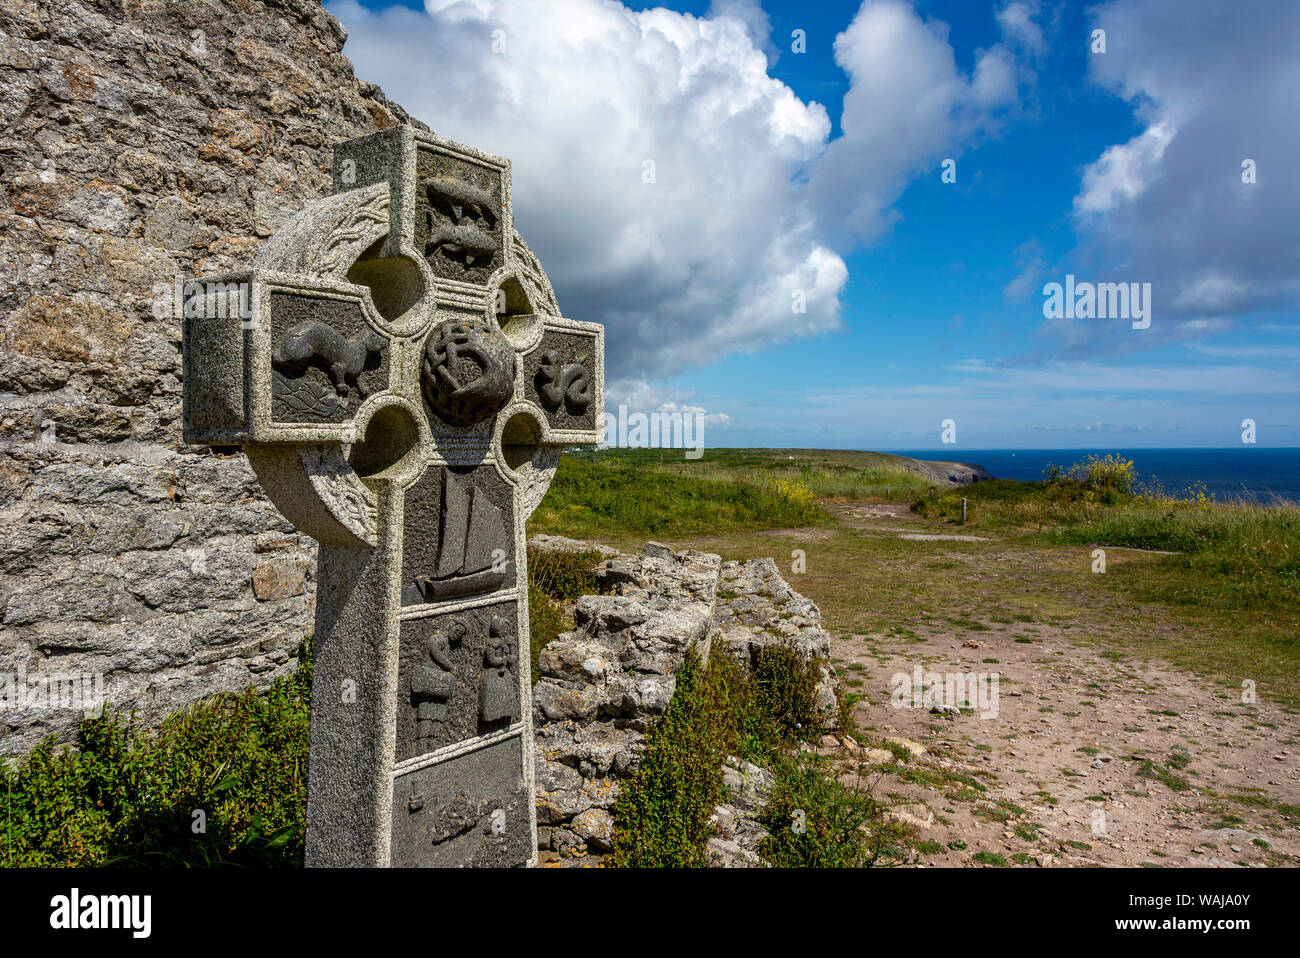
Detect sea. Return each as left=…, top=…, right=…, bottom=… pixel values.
left=883, top=448, right=1300, bottom=503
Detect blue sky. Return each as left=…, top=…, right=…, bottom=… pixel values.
left=333, top=0, right=1299, bottom=449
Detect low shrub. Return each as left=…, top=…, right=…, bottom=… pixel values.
left=610, top=643, right=882, bottom=868
left=526, top=546, right=603, bottom=602
left=2, top=642, right=313, bottom=867
left=609, top=648, right=735, bottom=867
left=759, top=754, right=902, bottom=868
left=1055, top=453, right=1136, bottom=494
left=747, top=644, right=821, bottom=752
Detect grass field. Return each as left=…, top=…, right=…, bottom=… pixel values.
left=529, top=448, right=1300, bottom=709
left=531, top=447, right=942, bottom=539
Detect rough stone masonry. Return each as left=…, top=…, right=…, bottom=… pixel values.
left=0, top=0, right=438, bottom=753
left=183, top=123, right=603, bottom=866
left=528, top=537, right=839, bottom=863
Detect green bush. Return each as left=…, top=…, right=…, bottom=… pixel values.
left=609, top=648, right=736, bottom=867
left=1065, top=453, right=1136, bottom=493
left=2, top=642, right=312, bottom=867
left=526, top=546, right=603, bottom=602
left=610, top=644, right=880, bottom=868
left=759, top=754, right=901, bottom=868
left=750, top=645, right=821, bottom=746
left=723, top=644, right=825, bottom=763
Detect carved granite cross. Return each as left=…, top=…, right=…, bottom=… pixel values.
left=182, top=126, right=603, bottom=867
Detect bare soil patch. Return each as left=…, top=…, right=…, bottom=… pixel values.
left=834, top=619, right=1299, bottom=867
left=622, top=490, right=1300, bottom=869
left=756, top=526, right=836, bottom=541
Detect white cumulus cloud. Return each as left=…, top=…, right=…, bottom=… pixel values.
left=327, top=0, right=1037, bottom=395
left=1074, top=0, right=1300, bottom=319
left=809, top=0, right=1029, bottom=247
left=329, top=0, right=842, bottom=387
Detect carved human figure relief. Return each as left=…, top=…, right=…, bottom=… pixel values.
left=479, top=615, right=519, bottom=726
left=411, top=624, right=460, bottom=748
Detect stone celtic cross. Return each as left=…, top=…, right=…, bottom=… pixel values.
left=182, top=126, right=603, bottom=867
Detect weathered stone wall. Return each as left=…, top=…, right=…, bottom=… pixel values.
left=530, top=539, right=839, bottom=864
left=0, top=0, right=425, bottom=752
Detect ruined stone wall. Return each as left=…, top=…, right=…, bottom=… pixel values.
left=530, top=539, right=838, bottom=863
left=0, top=0, right=426, bottom=752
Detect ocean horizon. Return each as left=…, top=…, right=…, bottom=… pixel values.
left=883, top=447, right=1300, bottom=503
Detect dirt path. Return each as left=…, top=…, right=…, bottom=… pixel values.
left=626, top=498, right=1300, bottom=867
left=826, top=554, right=1300, bottom=868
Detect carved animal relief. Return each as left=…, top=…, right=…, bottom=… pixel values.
left=423, top=174, right=499, bottom=267
left=536, top=349, right=593, bottom=414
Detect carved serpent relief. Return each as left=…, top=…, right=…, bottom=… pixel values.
left=535, top=349, right=593, bottom=414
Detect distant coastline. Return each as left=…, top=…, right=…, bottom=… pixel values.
left=905, top=456, right=993, bottom=486
left=883, top=448, right=1300, bottom=503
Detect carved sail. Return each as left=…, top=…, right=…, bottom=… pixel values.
left=417, top=478, right=507, bottom=601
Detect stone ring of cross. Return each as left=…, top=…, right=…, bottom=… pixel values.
left=185, top=127, right=603, bottom=547
left=182, top=126, right=603, bottom=867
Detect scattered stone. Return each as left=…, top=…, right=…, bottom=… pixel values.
left=532, top=544, right=719, bottom=846
left=528, top=534, right=620, bottom=559
left=530, top=543, right=845, bottom=867
left=885, top=736, right=928, bottom=758
left=708, top=757, right=774, bottom=867
left=570, top=808, right=615, bottom=852
left=712, top=557, right=839, bottom=728
left=887, top=803, right=935, bottom=829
